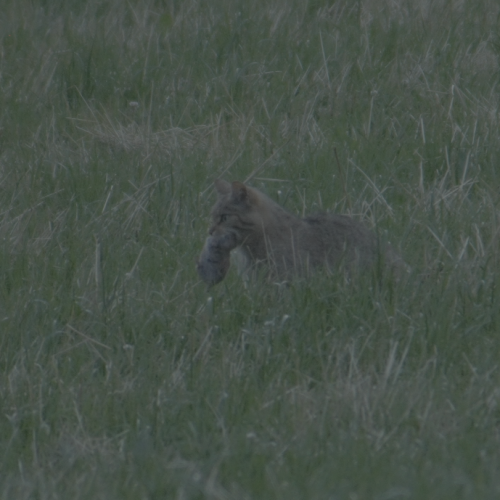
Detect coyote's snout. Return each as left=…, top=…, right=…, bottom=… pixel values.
left=197, top=180, right=399, bottom=286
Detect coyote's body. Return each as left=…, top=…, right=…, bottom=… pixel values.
left=197, top=180, right=394, bottom=286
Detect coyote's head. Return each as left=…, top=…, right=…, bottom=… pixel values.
left=208, top=179, right=263, bottom=245
left=197, top=180, right=259, bottom=286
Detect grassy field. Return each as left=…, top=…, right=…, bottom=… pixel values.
left=1, top=0, right=500, bottom=498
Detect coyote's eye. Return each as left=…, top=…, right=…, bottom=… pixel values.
left=220, top=214, right=229, bottom=223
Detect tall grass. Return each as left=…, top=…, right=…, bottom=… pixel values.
left=1, top=0, right=500, bottom=498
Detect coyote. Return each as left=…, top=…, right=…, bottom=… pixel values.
left=197, top=180, right=398, bottom=286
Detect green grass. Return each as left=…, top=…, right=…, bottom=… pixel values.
left=1, top=0, right=500, bottom=498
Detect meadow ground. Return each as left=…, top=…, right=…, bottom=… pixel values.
left=1, top=0, right=500, bottom=498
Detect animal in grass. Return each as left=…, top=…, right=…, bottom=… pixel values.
left=197, top=179, right=400, bottom=286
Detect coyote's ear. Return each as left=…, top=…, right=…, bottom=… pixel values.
left=231, top=181, right=258, bottom=205
left=214, top=179, right=231, bottom=196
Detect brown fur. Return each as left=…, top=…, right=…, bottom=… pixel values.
left=197, top=180, right=397, bottom=286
